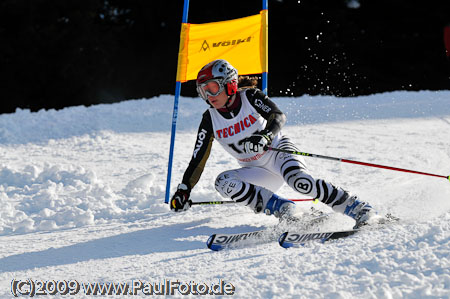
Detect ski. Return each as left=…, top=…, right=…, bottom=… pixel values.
left=278, top=229, right=359, bottom=248
left=207, top=229, right=276, bottom=251
left=278, top=213, right=400, bottom=248
left=207, top=228, right=359, bottom=251
left=207, top=213, right=400, bottom=251
left=206, top=209, right=330, bottom=251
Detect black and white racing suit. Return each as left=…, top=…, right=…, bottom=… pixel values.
left=181, top=88, right=354, bottom=214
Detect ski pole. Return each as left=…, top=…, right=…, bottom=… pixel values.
left=191, top=201, right=236, bottom=206
left=191, top=198, right=317, bottom=206
left=267, top=147, right=450, bottom=182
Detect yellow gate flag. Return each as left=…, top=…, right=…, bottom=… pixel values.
left=176, top=10, right=268, bottom=82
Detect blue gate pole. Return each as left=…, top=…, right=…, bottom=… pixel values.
left=262, top=0, right=268, bottom=95
left=165, top=0, right=190, bottom=204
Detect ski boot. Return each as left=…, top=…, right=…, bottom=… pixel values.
left=344, top=196, right=381, bottom=229
left=263, top=194, right=296, bottom=219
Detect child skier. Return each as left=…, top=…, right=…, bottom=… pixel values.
left=170, top=59, right=379, bottom=228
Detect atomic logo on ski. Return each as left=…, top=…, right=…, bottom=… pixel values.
left=207, top=230, right=267, bottom=251
left=278, top=230, right=359, bottom=248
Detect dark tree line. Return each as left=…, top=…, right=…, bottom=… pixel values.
left=0, top=0, right=449, bottom=114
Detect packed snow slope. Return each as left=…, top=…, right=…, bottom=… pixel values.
left=0, top=90, right=449, bottom=298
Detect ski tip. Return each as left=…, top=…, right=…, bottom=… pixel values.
left=206, top=234, right=224, bottom=251
left=206, top=234, right=217, bottom=250
left=278, top=232, right=294, bottom=249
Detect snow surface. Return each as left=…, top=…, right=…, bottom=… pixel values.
left=0, top=90, right=449, bottom=298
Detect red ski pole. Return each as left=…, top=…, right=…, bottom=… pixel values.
left=267, top=147, right=450, bottom=182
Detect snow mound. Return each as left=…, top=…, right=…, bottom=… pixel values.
left=0, top=164, right=167, bottom=235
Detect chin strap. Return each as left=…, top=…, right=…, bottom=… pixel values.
left=226, top=94, right=235, bottom=106
left=220, top=95, right=235, bottom=111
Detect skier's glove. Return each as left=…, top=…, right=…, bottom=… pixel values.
left=241, top=130, right=273, bottom=154
left=170, top=183, right=192, bottom=212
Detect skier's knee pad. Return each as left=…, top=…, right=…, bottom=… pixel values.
left=214, top=171, right=244, bottom=199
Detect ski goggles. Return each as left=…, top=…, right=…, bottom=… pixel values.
left=197, top=79, right=224, bottom=100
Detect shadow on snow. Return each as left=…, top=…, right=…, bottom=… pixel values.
left=0, top=220, right=263, bottom=273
